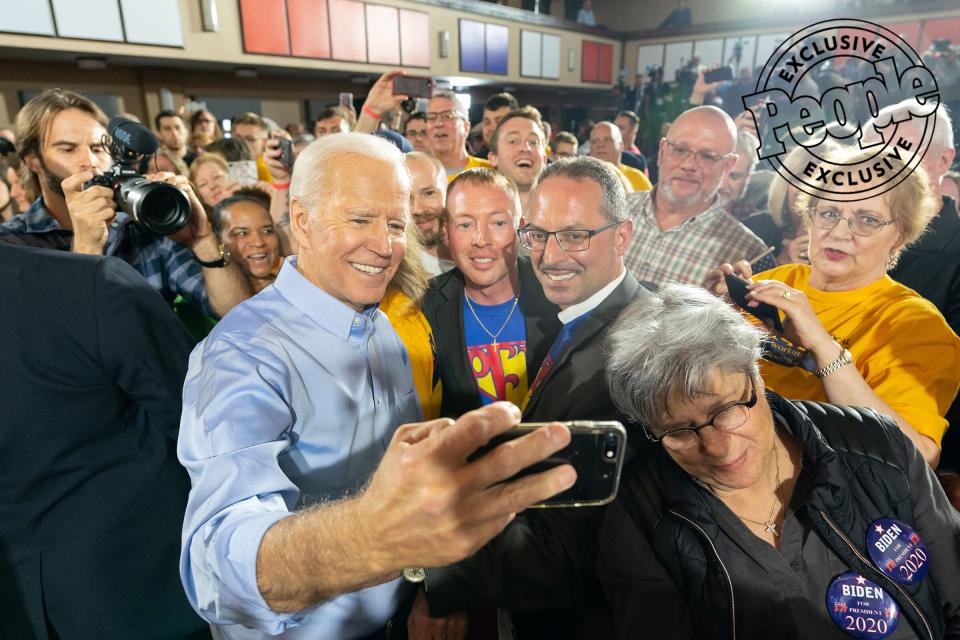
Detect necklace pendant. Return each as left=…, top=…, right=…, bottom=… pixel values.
left=491, top=339, right=498, bottom=353
left=765, top=522, right=779, bottom=536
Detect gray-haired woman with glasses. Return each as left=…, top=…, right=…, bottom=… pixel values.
left=599, top=283, right=960, bottom=640
left=705, top=147, right=960, bottom=468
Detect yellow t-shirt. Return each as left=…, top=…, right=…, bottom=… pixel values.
left=756, top=264, right=960, bottom=445
left=446, top=155, right=494, bottom=183
left=619, top=163, right=653, bottom=192
left=380, top=289, right=441, bottom=421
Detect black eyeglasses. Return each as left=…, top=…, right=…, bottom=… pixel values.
left=808, top=206, right=896, bottom=237
left=645, top=376, right=758, bottom=449
left=518, top=220, right=621, bottom=252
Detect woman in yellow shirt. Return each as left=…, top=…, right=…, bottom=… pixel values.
left=709, top=147, right=960, bottom=466
left=381, top=229, right=441, bottom=420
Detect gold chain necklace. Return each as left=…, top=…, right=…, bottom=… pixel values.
left=464, top=293, right=520, bottom=353
left=736, top=441, right=783, bottom=537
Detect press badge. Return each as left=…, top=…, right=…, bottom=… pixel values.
left=826, top=572, right=899, bottom=639
left=866, top=518, right=930, bottom=585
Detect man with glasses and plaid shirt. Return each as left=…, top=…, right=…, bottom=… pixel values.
left=426, top=91, right=493, bottom=181
left=624, top=106, right=771, bottom=286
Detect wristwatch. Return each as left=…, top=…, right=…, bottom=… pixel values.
left=193, top=241, right=231, bottom=268
left=814, top=346, right=852, bottom=379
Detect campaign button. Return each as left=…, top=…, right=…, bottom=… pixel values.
left=826, top=572, right=898, bottom=639
left=866, top=517, right=929, bottom=585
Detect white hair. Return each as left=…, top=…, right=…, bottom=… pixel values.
left=606, top=284, right=764, bottom=429
left=736, top=129, right=759, bottom=173
left=594, top=121, right=623, bottom=145
left=867, top=100, right=954, bottom=154
left=431, top=91, right=469, bottom=121
left=290, top=132, right=408, bottom=213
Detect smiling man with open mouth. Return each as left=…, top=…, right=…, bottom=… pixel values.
left=488, top=107, right=548, bottom=216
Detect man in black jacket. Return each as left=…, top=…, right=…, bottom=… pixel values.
left=417, top=157, right=654, bottom=639
left=423, top=167, right=560, bottom=418
left=0, top=244, right=208, bottom=639
left=879, top=106, right=960, bottom=506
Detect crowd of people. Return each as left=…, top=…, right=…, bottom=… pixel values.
left=2, top=59, right=959, bottom=640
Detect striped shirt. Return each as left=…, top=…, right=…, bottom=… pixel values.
left=1, top=198, right=211, bottom=314
left=623, top=189, right=769, bottom=286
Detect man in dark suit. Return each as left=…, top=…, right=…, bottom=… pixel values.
left=417, top=157, right=653, bottom=639
left=423, top=167, right=560, bottom=418
left=0, top=243, right=209, bottom=639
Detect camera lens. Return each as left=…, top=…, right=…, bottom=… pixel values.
left=603, top=434, right=619, bottom=462
left=116, top=177, right=191, bottom=236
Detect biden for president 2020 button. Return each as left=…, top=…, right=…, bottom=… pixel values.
left=866, top=517, right=929, bottom=585
left=826, top=572, right=898, bottom=639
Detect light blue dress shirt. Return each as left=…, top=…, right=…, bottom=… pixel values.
left=178, top=256, right=420, bottom=639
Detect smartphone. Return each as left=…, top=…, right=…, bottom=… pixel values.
left=339, top=92, right=354, bottom=109
left=724, top=272, right=784, bottom=332
left=227, top=160, right=258, bottom=187
left=393, top=75, right=433, bottom=99
left=703, top=65, right=734, bottom=84
left=276, top=137, right=294, bottom=171
left=469, top=420, right=627, bottom=508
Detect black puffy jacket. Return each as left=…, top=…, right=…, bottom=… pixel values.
left=601, top=392, right=960, bottom=640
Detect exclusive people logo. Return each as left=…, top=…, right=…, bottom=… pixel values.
left=744, top=19, right=940, bottom=201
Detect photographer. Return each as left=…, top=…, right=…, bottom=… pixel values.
left=1, top=89, right=251, bottom=318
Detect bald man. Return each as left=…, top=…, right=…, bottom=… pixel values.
left=589, top=121, right=651, bottom=193
left=623, top=106, right=767, bottom=285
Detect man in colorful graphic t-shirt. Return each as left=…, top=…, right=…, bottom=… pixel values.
left=445, top=169, right=529, bottom=405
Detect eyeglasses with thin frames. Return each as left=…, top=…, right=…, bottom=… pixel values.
left=645, top=376, right=758, bottom=449
left=518, top=220, right=621, bottom=252
left=808, top=206, right=896, bottom=237
left=662, top=138, right=734, bottom=167
left=425, top=111, right=463, bottom=123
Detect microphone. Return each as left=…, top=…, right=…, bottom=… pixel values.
left=108, top=117, right=159, bottom=156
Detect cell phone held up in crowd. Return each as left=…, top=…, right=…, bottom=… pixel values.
left=276, top=137, right=294, bottom=171
left=725, top=272, right=784, bottom=332
left=469, top=420, right=627, bottom=508
left=392, top=75, right=433, bottom=99
left=703, top=65, right=734, bottom=84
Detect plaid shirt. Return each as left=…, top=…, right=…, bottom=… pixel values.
left=623, top=190, right=769, bottom=286
left=1, top=198, right=211, bottom=314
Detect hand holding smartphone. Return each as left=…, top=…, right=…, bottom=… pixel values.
left=724, top=272, right=784, bottom=332
left=392, top=75, right=433, bottom=99
left=468, top=420, right=627, bottom=508
left=703, top=65, right=734, bottom=84
left=275, top=137, right=294, bottom=171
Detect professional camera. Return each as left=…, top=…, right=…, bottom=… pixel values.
left=0, top=137, right=14, bottom=155
left=83, top=117, right=191, bottom=236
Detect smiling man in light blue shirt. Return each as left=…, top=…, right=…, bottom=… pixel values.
left=178, top=133, right=577, bottom=639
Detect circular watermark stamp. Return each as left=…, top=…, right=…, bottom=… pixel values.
left=744, top=19, right=940, bottom=201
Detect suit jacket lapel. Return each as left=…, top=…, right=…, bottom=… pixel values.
left=436, top=271, right=477, bottom=404
left=525, top=274, right=642, bottom=415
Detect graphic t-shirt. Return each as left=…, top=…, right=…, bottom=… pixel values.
left=463, top=296, right=528, bottom=406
